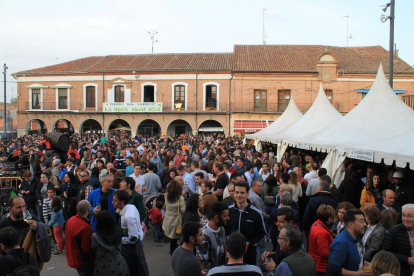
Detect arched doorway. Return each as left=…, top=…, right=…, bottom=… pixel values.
left=108, top=119, right=131, bottom=139
left=80, top=119, right=103, bottom=133
left=167, top=119, right=192, bottom=137
left=198, top=120, right=224, bottom=134
left=52, top=119, right=74, bottom=134
left=26, top=119, right=47, bottom=135
left=137, top=119, right=161, bottom=137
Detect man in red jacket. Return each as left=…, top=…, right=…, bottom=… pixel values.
left=65, top=200, right=94, bottom=276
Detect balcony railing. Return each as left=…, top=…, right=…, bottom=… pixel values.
left=24, top=101, right=229, bottom=112
left=23, top=101, right=314, bottom=113
left=402, top=95, right=414, bottom=110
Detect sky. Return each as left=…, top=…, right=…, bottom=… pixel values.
left=0, top=0, right=413, bottom=102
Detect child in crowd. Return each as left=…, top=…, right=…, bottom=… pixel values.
left=42, top=187, right=55, bottom=223
left=48, top=196, right=65, bottom=256
left=148, top=201, right=165, bottom=243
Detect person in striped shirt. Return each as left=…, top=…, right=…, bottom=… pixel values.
left=42, top=187, right=55, bottom=223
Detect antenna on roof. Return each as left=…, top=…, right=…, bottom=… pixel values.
left=144, top=30, right=159, bottom=54
left=262, top=8, right=267, bottom=45
left=343, top=16, right=354, bottom=47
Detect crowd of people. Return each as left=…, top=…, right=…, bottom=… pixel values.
left=0, top=131, right=413, bottom=276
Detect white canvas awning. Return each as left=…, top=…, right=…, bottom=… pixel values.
left=302, top=64, right=414, bottom=169
left=274, top=83, right=343, bottom=160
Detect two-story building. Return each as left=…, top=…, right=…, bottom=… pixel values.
left=13, top=44, right=414, bottom=137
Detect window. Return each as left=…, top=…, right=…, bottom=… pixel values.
left=114, top=86, right=124, bottom=102
left=143, top=85, right=155, bottom=102
left=174, top=85, right=185, bottom=108
left=32, top=89, right=41, bottom=109
left=206, top=85, right=217, bottom=109
left=278, top=90, right=291, bottom=112
left=254, top=89, right=267, bottom=109
left=325, top=89, right=333, bottom=104
left=86, top=86, right=96, bottom=108
left=58, top=88, right=68, bottom=109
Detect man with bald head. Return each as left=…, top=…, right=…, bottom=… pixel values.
left=65, top=200, right=94, bottom=276
left=377, top=189, right=402, bottom=215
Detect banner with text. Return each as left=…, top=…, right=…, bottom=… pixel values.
left=103, top=102, right=162, bottom=113
left=347, top=148, right=374, bottom=162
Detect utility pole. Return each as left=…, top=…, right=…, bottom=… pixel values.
left=262, top=9, right=267, bottom=45
left=380, top=0, right=395, bottom=87
left=389, top=0, right=395, bottom=88
left=3, top=64, right=8, bottom=138
left=344, top=15, right=349, bottom=47
left=144, top=30, right=159, bottom=54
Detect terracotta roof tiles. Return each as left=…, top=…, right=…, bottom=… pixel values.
left=14, top=45, right=414, bottom=76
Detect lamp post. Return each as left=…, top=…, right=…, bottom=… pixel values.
left=2, top=64, right=7, bottom=139
left=380, top=0, right=395, bottom=88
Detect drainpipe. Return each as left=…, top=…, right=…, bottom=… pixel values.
left=195, top=70, right=198, bottom=136
left=102, top=71, right=105, bottom=136
left=228, top=73, right=233, bottom=136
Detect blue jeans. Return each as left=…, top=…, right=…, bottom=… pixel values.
left=256, top=237, right=266, bottom=269
left=36, top=203, right=43, bottom=223
left=150, top=221, right=161, bottom=241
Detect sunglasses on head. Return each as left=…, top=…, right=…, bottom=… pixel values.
left=79, top=174, right=85, bottom=177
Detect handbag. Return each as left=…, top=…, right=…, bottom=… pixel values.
left=175, top=198, right=182, bottom=235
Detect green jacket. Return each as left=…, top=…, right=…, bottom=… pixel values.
left=129, top=190, right=146, bottom=222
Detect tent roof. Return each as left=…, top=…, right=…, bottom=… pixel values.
left=349, top=129, right=414, bottom=169
left=301, top=64, right=414, bottom=157
left=274, top=83, right=343, bottom=144
left=245, top=94, right=303, bottom=142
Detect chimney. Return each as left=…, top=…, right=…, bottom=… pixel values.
left=395, top=49, right=399, bottom=58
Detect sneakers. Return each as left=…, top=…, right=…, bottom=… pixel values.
left=53, top=250, right=63, bottom=256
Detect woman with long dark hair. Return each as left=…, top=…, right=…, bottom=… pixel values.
left=183, top=194, right=206, bottom=226
left=360, top=173, right=384, bottom=212
left=163, top=168, right=177, bottom=188
left=62, top=172, right=78, bottom=220
left=48, top=196, right=65, bottom=255
left=163, top=180, right=186, bottom=256
left=36, top=172, right=54, bottom=222
left=92, top=210, right=129, bottom=276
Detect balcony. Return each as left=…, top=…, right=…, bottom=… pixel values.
left=24, top=101, right=229, bottom=113
left=402, top=95, right=414, bottom=110
left=231, top=102, right=310, bottom=113
left=23, top=101, right=314, bottom=113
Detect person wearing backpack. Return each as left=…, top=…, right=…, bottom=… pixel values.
left=0, top=226, right=39, bottom=276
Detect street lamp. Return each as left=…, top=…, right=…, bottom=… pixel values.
left=2, top=64, right=7, bottom=138
left=380, top=0, right=395, bottom=88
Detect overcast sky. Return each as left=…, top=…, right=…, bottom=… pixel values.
left=0, top=0, right=413, bottom=101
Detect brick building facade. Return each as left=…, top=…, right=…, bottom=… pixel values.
left=13, top=45, right=414, bottom=137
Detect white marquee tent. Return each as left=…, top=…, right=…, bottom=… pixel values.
left=300, top=64, right=414, bottom=183
left=245, top=94, right=303, bottom=149
left=274, top=83, right=343, bottom=160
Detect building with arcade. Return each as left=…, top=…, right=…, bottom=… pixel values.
left=13, top=45, right=414, bottom=137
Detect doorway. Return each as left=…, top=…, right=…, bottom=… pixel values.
left=175, top=126, right=186, bottom=136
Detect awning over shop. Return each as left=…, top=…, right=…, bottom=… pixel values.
left=356, top=88, right=405, bottom=94
left=234, top=120, right=274, bottom=133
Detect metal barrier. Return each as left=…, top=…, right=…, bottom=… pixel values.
left=0, top=176, right=22, bottom=191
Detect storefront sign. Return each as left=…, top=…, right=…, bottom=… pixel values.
left=103, top=102, right=162, bottom=113
left=348, top=149, right=374, bottom=162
